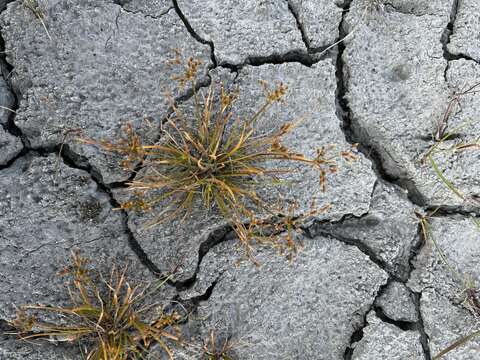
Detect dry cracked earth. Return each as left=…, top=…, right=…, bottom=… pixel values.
left=0, top=0, right=480, bottom=359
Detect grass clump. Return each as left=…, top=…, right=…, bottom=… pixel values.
left=81, top=56, right=354, bottom=259
left=10, top=252, right=182, bottom=360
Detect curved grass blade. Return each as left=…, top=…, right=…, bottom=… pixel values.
left=429, top=154, right=465, bottom=201
left=433, top=330, right=480, bottom=360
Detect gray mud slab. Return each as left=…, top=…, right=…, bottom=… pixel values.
left=122, top=0, right=172, bottom=15
left=376, top=0, right=454, bottom=17
left=408, top=216, right=480, bottom=359
left=0, top=154, right=155, bottom=321
left=286, top=0, right=342, bottom=50
left=117, top=60, right=376, bottom=283
left=0, top=337, right=78, bottom=360
left=310, top=181, right=418, bottom=280
left=435, top=59, right=480, bottom=208
left=375, top=281, right=418, bottom=323
left=351, top=311, right=423, bottom=359
left=448, top=0, right=480, bottom=62
left=175, top=0, right=305, bottom=65
left=420, top=289, right=480, bottom=360
left=419, top=288, right=480, bottom=360
left=343, top=2, right=480, bottom=210
left=408, top=216, right=480, bottom=293
left=1, top=0, right=211, bottom=184
left=0, top=75, right=15, bottom=126
left=0, top=127, right=22, bottom=165
left=180, top=235, right=388, bottom=359
left=114, top=186, right=229, bottom=283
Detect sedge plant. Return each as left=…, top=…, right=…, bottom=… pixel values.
left=80, top=55, right=355, bottom=259
left=10, top=252, right=182, bottom=360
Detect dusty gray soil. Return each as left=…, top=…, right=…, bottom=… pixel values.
left=1, top=0, right=479, bottom=359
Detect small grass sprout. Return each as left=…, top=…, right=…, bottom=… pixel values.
left=10, top=252, right=182, bottom=360
left=23, top=0, right=52, bottom=40
left=433, top=82, right=480, bottom=142
left=314, top=0, right=382, bottom=59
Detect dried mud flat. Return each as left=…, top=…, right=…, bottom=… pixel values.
left=1, top=0, right=479, bottom=359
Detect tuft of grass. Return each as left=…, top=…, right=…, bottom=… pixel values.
left=10, top=252, right=182, bottom=360
left=80, top=56, right=355, bottom=260
left=23, top=0, right=52, bottom=40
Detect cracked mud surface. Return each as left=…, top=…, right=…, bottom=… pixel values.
left=1, top=0, right=479, bottom=359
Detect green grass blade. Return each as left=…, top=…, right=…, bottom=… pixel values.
left=429, top=155, right=465, bottom=200
left=433, top=330, right=480, bottom=359
left=423, top=218, right=463, bottom=284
